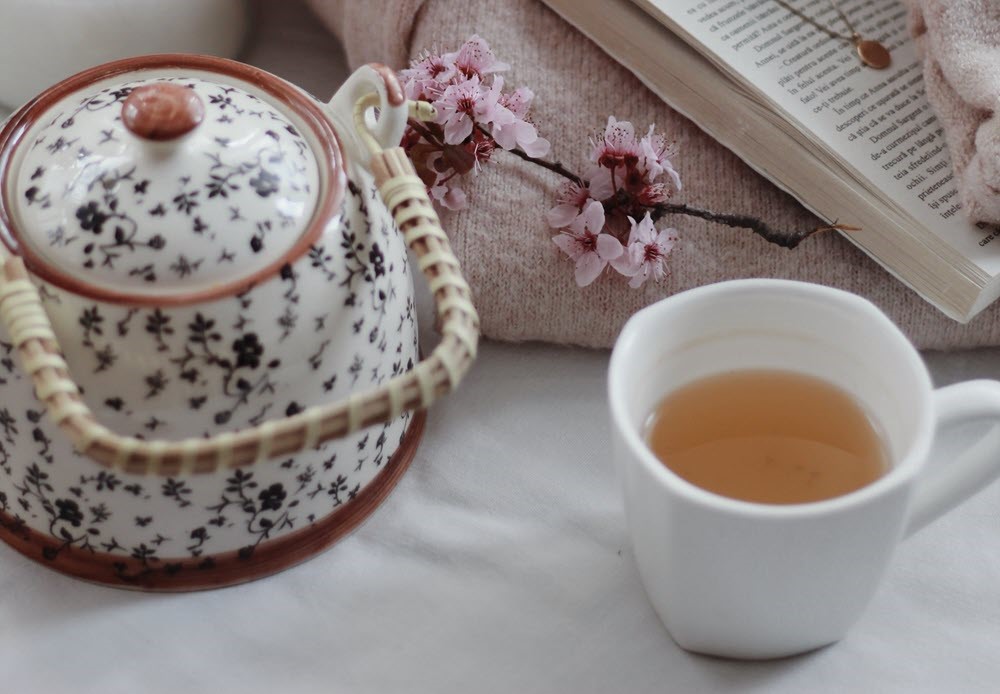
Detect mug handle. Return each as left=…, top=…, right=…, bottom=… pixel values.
left=905, top=380, right=1000, bottom=536
left=0, top=96, right=479, bottom=477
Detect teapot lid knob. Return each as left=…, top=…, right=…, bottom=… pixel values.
left=121, top=83, right=204, bottom=141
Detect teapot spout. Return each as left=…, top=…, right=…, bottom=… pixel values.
left=326, top=64, right=409, bottom=170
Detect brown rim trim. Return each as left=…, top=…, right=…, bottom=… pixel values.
left=367, top=63, right=406, bottom=106
left=0, top=54, right=347, bottom=308
left=0, top=410, right=425, bottom=592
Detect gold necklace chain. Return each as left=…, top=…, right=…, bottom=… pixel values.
left=773, top=0, right=855, bottom=42
left=771, top=0, right=892, bottom=69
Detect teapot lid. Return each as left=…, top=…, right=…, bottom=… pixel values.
left=0, top=55, right=345, bottom=304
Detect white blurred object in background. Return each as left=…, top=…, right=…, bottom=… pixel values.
left=0, top=0, right=248, bottom=108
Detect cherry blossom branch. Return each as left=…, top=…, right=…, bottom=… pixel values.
left=398, top=34, right=850, bottom=289
left=504, top=141, right=856, bottom=249
left=650, top=203, right=859, bottom=249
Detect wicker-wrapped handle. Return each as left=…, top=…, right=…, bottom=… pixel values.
left=0, top=102, right=479, bottom=476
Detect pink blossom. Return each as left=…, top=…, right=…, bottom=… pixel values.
left=586, top=117, right=682, bottom=205
left=421, top=151, right=468, bottom=209
left=399, top=51, right=458, bottom=100
left=450, top=35, right=510, bottom=78
left=587, top=116, right=641, bottom=198
left=430, top=180, right=467, bottom=210
left=398, top=35, right=554, bottom=213
left=552, top=200, right=623, bottom=286
left=545, top=181, right=592, bottom=229
left=492, top=116, right=550, bottom=157
left=634, top=181, right=668, bottom=207
left=586, top=168, right=615, bottom=202
left=490, top=81, right=550, bottom=156
left=436, top=75, right=498, bottom=144
left=612, top=212, right=677, bottom=288
left=465, top=128, right=497, bottom=172
left=590, top=116, right=641, bottom=176
left=638, top=126, right=681, bottom=194
left=499, top=86, right=534, bottom=118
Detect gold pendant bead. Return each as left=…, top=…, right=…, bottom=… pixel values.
left=856, top=38, right=892, bottom=69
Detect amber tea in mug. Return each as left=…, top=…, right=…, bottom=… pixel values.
left=645, top=370, right=889, bottom=504
left=613, top=280, right=1000, bottom=657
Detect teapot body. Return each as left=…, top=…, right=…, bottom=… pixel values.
left=0, top=57, right=425, bottom=589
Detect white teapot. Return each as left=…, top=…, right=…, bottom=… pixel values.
left=0, top=54, right=477, bottom=590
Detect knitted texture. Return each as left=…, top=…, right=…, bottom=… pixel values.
left=905, top=0, right=1000, bottom=223
left=307, top=0, right=1000, bottom=349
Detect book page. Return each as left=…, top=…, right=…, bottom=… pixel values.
left=638, top=0, right=1000, bottom=275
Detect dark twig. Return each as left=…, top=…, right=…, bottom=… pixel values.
left=474, top=125, right=586, bottom=187
left=407, top=118, right=445, bottom=147
left=651, top=203, right=860, bottom=249
left=504, top=146, right=586, bottom=188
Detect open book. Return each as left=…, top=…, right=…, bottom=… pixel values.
left=541, top=0, right=1000, bottom=321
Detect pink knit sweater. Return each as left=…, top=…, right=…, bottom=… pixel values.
left=906, top=0, right=1000, bottom=223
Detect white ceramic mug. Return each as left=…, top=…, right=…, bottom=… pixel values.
left=608, top=279, right=1000, bottom=659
